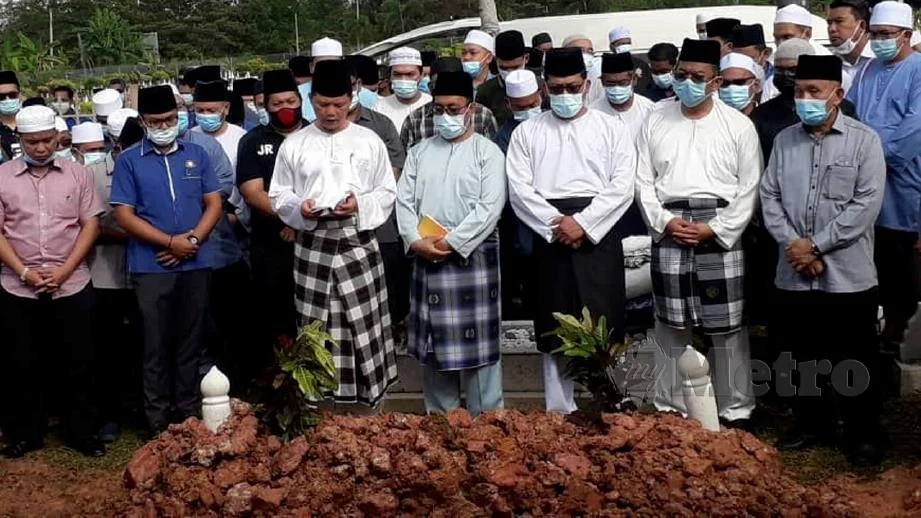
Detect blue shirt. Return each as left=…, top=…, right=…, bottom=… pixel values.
left=110, top=138, right=221, bottom=274
left=181, top=131, right=244, bottom=269
left=847, top=53, right=921, bottom=232
left=493, top=119, right=520, bottom=155
left=299, top=82, right=316, bottom=123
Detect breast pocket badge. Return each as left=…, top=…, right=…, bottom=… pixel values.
left=184, top=160, right=199, bottom=179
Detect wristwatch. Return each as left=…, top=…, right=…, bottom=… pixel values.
left=188, top=234, right=201, bottom=245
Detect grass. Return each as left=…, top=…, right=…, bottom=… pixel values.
left=33, top=428, right=145, bottom=473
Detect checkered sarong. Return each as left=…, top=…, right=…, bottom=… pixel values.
left=293, top=218, right=398, bottom=406
left=650, top=198, right=745, bottom=334
left=408, top=233, right=501, bottom=371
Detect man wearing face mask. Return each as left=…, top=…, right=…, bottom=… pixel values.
left=705, top=18, right=741, bottom=57
left=495, top=69, right=542, bottom=154
left=507, top=48, right=636, bottom=414
left=696, top=13, right=715, bottom=40
left=636, top=39, right=761, bottom=428
left=401, top=57, right=498, bottom=150
left=237, top=70, right=306, bottom=359
left=268, top=59, right=399, bottom=413
left=476, top=30, right=536, bottom=126
left=561, top=34, right=605, bottom=105
left=376, top=47, right=432, bottom=139
left=349, top=54, right=383, bottom=110
left=848, top=0, right=921, bottom=350
left=762, top=54, right=886, bottom=465
left=111, top=85, right=224, bottom=436
left=420, top=51, right=437, bottom=94
left=646, top=43, right=679, bottom=102
left=607, top=27, right=651, bottom=96
left=592, top=52, right=654, bottom=139
left=718, top=53, right=763, bottom=116
left=233, top=78, right=261, bottom=130
left=395, top=70, right=507, bottom=416
left=462, top=30, right=495, bottom=90
left=0, top=71, right=23, bottom=160
left=827, top=0, right=874, bottom=95
left=729, top=24, right=779, bottom=102
left=774, top=4, right=833, bottom=55
left=51, top=86, right=84, bottom=130
left=299, top=38, right=344, bottom=123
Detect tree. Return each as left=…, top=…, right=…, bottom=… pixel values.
left=479, top=0, right=499, bottom=36
left=0, top=32, right=66, bottom=73
left=79, top=8, right=144, bottom=67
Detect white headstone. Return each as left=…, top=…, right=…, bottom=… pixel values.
left=201, top=365, right=231, bottom=433
left=677, top=345, right=721, bottom=432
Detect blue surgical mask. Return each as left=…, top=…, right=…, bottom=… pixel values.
left=794, top=98, right=830, bottom=126
left=148, top=125, right=180, bottom=147
left=54, top=148, right=74, bottom=161
left=0, top=98, right=21, bottom=115
left=22, top=152, right=54, bottom=166
left=871, top=37, right=902, bottom=61
left=178, top=111, right=190, bottom=135
left=418, top=76, right=431, bottom=94
left=718, top=84, right=753, bottom=111
left=391, top=79, right=419, bottom=99
left=196, top=113, right=223, bottom=133
left=83, top=151, right=107, bottom=166
left=513, top=106, right=542, bottom=121
left=257, top=108, right=269, bottom=126
left=652, top=72, right=674, bottom=89
left=605, top=85, right=633, bottom=105
left=181, top=93, right=194, bottom=106
left=358, top=87, right=380, bottom=109
left=434, top=111, right=468, bottom=140
left=462, top=61, right=481, bottom=77
left=549, top=92, right=584, bottom=119
left=674, top=78, right=711, bottom=108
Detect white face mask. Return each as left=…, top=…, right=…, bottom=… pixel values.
left=830, top=26, right=865, bottom=56
left=614, top=44, right=632, bottom=54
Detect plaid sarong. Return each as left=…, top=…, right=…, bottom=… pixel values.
left=408, top=233, right=501, bottom=371
left=650, top=198, right=745, bottom=334
left=293, top=218, right=398, bottom=406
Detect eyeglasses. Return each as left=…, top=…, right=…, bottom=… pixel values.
left=143, top=114, right=178, bottom=129
left=547, top=82, right=585, bottom=95
left=433, top=104, right=470, bottom=116
left=870, top=29, right=906, bottom=40
left=672, top=71, right=714, bottom=84
left=0, top=92, right=20, bottom=101
left=601, top=78, right=633, bottom=88
left=722, top=77, right=754, bottom=87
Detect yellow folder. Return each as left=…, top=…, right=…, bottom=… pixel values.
left=417, top=215, right=448, bottom=239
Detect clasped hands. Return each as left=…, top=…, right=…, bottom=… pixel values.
left=665, top=218, right=715, bottom=246
left=786, top=238, right=825, bottom=278
left=300, top=194, right=358, bottom=220
left=157, top=231, right=200, bottom=267
left=411, top=237, right=452, bottom=263
left=551, top=215, right=586, bottom=248
left=22, top=266, right=74, bottom=294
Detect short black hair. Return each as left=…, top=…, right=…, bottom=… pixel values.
left=53, top=85, right=74, bottom=99
left=648, top=43, right=679, bottom=64
left=109, top=77, right=126, bottom=87
left=829, top=0, right=870, bottom=22
left=22, top=96, right=46, bottom=107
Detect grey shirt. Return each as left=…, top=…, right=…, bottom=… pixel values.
left=760, top=111, right=886, bottom=293
left=354, top=106, right=406, bottom=243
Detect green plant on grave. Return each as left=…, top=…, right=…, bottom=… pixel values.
left=546, top=307, right=636, bottom=415
left=255, top=321, right=338, bottom=441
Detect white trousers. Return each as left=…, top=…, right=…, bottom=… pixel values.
left=652, top=321, right=755, bottom=422
left=543, top=354, right=578, bottom=414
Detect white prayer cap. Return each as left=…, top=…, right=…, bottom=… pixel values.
left=107, top=108, right=139, bottom=139
left=54, top=117, right=68, bottom=133
left=15, top=105, right=57, bottom=134
left=92, top=88, right=123, bottom=116
left=696, top=12, right=715, bottom=25
left=311, top=37, right=343, bottom=57
left=720, top=53, right=760, bottom=77
left=608, top=26, right=631, bottom=43
left=775, top=38, right=815, bottom=60
left=870, top=1, right=914, bottom=29
left=912, top=30, right=921, bottom=46
left=464, top=30, right=495, bottom=55
left=71, top=122, right=105, bottom=144
left=389, top=47, right=422, bottom=67
left=504, top=69, right=538, bottom=98
left=562, top=34, right=593, bottom=47
left=774, top=4, right=813, bottom=27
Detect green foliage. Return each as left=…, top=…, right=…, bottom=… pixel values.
left=0, top=32, right=66, bottom=74
left=547, top=307, right=636, bottom=415
left=78, top=8, right=145, bottom=67
left=255, top=321, right=339, bottom=441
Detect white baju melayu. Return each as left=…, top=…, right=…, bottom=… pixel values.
left=506, top=108, right=636, bottom=414
left=635, top=98, right=762, bottom=423
left=591, top=93, right=655, bottom=141
left=839, top=43, right=875, bottom=95
left=375, top=92, right=432, bottom=136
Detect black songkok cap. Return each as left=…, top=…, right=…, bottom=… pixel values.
left=233, top=78, right=258, bottom=97
left=193, top=80, right=228, bottom=103
left=544, top=48, right=586, bottom=77
left=138, top=85, right=177, bottom=115
left=311, top=60, right=352, bottom=97
left=795, top=55, right=842, bottom=83
left=433, top=57, right=463, bottom=75
left=0, top=70, right=20, bottom=88
left=532, top=32, right=552, bottom=47
left=253, top=80, right=264, bottom=96
left=192, top=65, right=221, bottom=85
left=119, top=117, right=145, bottom=148
left=678, top=39, right=721, bottom=67
left=729, top=24, right=766, bottom=48
left=432, top=71, right=473, bottom=99
left=601, top=52, right=634, bottom=74
left=288, top=56, right=313, bottom=78
left=527, top=48, right=545, bottom=70
left=421, top=50, right=437, bottom=67
left=262, top=69, right=299, bottom=97
left=705, top=18, right=741, bottom=39
left=178, top=67, right=193, bottom=85
left=347, top=55, right=379, bottom=85
left=495, top=30, right=527, bottom=60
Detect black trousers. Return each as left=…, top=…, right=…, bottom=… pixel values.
left=379, top=241, right=411, bottom=324
left=94, top=288, right=142, bottom=425
left=772, top=288, right=882, bottom=443
left=133, top=270, right=211, bottom=430
left=205, top=260, right=257, bottom=392
left=251, top=239, right=296, bottom=342
left=1, top=286, right=97, bottom=444
left=875, top=226, right=921, bottom=338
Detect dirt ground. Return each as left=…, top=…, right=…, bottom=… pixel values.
left=1, top=396, right=919, bottom=517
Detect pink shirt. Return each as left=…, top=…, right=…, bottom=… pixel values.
left=0, top=158, right=104, bottom=299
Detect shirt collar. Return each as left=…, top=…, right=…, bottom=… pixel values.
left=13, top=157, right=65, bottom=176
left=140, top=138, right=184, bottom=156
left=801, top=108, right=847, bottom=136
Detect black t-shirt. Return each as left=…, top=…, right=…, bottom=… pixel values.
left=236, top=124, right=290, bottom=244
left=0, top=123, right=20, bottom=160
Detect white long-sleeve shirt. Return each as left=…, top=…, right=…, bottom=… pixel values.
left=635, top=98, right=762, bottom=249
left=505, top=108, right=636, bottom=244
left=268, top=123, right=395, bottom=232
left=590, top=93, right=655, bottom=141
